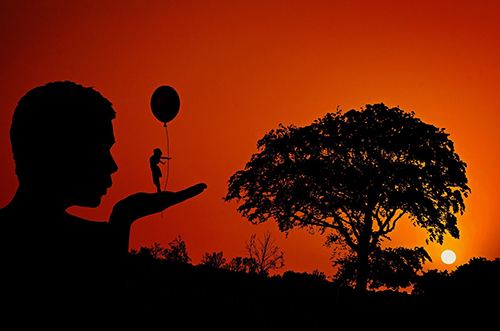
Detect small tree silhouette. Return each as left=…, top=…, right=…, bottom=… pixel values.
left=199, top=251, right=226, bottom=268
left=412, top=269, right=450, bottom=296
left=131, top=238, right=191, bottom=264
left=160, top=235, right=191, bottom=263
left=245, top=231, right=285, bottom=275
left=223, top=256, right=257, bottom=273
left=149, top=242, right=165, bottom=259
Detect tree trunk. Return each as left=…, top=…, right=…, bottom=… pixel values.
left=355, top=248, right=369, bottom=293
left=356, top=206, right=374, bottom=293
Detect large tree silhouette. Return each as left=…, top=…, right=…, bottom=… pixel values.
left=224, top=104, right=470, bottom=291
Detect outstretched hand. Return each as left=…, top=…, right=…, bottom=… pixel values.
left=109, top=183, right=207, bottom=226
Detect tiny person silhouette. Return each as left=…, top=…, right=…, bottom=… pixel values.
left=150, top=148, right=170, bottom=193
left=0, top=81, right=206, bottom=324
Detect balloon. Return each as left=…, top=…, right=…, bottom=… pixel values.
left=150, top=85, right=180, bottom=124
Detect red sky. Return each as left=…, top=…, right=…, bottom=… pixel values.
left=1, top=0, right=499, bottom=275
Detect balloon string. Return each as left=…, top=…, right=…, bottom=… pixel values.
left=163, top=123, right=170, bottom=191
left=161, top=123, right=170, bottom=219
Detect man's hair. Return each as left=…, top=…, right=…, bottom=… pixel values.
left=10, top=81, right=116, bottom=181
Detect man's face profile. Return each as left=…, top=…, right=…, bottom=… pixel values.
left=10, top=81, right=118, bottom=209
left=69, top=120, right=118, bottom=208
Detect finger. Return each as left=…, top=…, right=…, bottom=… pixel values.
left=164, top=183, right=207, bottom=206
left=176, top=183, right=207, bottom=198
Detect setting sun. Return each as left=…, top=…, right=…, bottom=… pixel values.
left=441, top=250, right=457, bottom=265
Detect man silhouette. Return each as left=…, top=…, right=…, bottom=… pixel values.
left=0, top=81, right=206, bottom=323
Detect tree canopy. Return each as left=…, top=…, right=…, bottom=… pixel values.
left=225, top=103, right=470, bottom=290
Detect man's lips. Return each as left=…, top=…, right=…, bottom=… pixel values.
left=101, top=178, right=113, bottom=194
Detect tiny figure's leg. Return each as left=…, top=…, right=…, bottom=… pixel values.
left=153, top=176, right=161, bottom=193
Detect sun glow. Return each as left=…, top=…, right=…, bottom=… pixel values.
left=441, top=250, right=456, bottom=265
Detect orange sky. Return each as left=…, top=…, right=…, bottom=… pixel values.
left=1, top=0, right=499, bottom=276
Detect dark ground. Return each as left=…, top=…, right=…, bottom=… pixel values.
left=123, top=255, right=498, bottom=330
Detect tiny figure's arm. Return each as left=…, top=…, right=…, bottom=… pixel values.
left=160, top=156, right=170, bottom=160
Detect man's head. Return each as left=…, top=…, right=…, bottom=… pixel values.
left=10, top=81, right=118, bottom=208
